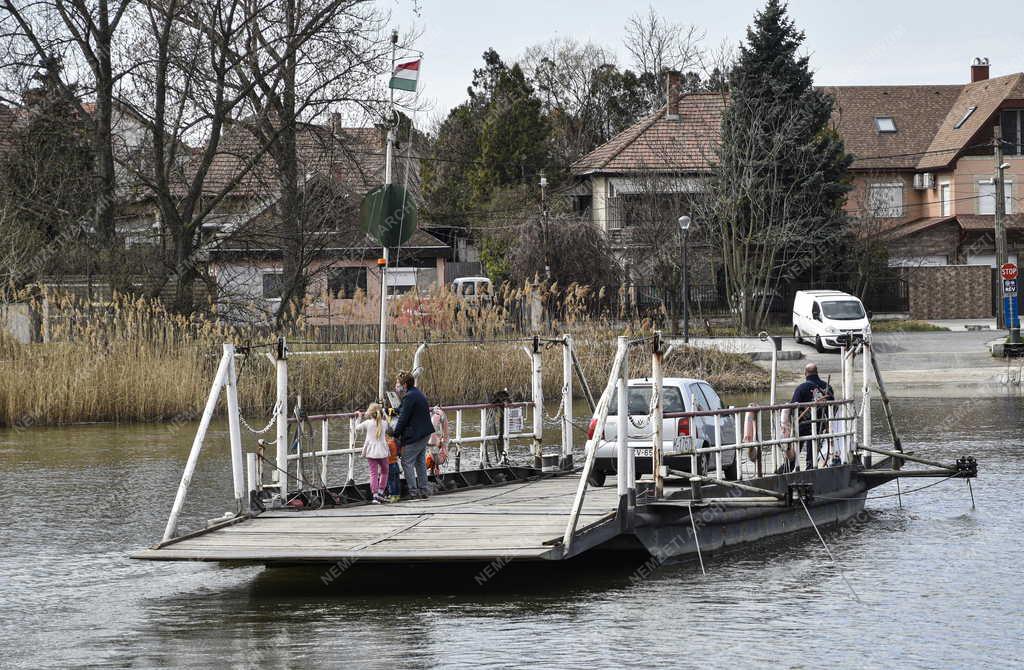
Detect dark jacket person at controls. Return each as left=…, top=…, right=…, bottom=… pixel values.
left=390, top=371, right=434, bottom=499
left=791, top=362, right=834, bottom=469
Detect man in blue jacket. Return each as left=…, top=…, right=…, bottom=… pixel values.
left=391, top=371, right=434, bottom=499
left=792, top=362, right=834, bottom=469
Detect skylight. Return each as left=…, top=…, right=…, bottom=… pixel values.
left=875, top=117, right=897, bottom=133
left=954, top=106, right=977, bottom=129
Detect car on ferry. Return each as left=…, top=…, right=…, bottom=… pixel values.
left=587, top=377, right=738, bottom=486
left=792, top=290, right=871, bottom=353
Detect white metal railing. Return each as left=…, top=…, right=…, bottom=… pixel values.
left=273, top=401, right=539, bottom=492
left=563, top=332, right=875, bottom=555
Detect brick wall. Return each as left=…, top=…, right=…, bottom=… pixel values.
left=906, top=265, right=992, bottom=319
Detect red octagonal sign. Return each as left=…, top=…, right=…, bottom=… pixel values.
left=1001, top=262, right=1019, bottom=281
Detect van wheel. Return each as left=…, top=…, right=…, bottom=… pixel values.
left=794, top=326, right=803, bottom=344
left=814, top=335, right=825, bottom=353
left=723, top=459, right=738, bottom=481
left=587, top=470, right=606, bottom=487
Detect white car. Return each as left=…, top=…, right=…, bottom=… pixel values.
left=792, top=290, right=871, bottom=352
left=588, top=377, right=738, bottom=486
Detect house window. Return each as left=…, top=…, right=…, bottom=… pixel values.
left=868, top=183, right=904, bottom=218
left=939, top=183, right=951, bottom=217
left=978, top=180, right=1013, bottom=215
left=261, top=271, right=284, bottom=300
left=874, top=117, right=897, bottom=133
left=954, top=106, right=977, bottom=130
left=327, top=267, right=368, bottom=298
left=1001, top=109, right=1023, bottom=155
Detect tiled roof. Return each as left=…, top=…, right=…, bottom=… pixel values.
left=956, top=213, right=1024, bottom=231
left=194, top=122, right=393, bottom=197
left=572, top=76, right=1024, bottom=176
left=917, top=73, right=1024, bottom=170
left=879, top=216, right=956, bottom=240
left=825, top=86, right=962, bottom=170
left=571, top=93, right=727, bottom=174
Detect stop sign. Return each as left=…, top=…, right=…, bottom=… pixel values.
left=1001, top=263, right=1019, bottom=281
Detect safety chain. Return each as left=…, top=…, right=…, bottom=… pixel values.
left=239, top=400, right=281, bottom=435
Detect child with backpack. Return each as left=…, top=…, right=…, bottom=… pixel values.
left=354, top=403, right=390, bottom=504
left=386, top=436, right=401, bottom=503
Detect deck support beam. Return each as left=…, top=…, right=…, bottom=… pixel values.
left=224, top=344, right=245, bottom=514
left=162, top=347, right=232, bottom=542
left=561, top=333, right=574, bottom=470
left=275, top=338, right=289, bottom=499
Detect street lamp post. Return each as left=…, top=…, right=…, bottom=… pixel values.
left=678, top=215, right=691, bottom=343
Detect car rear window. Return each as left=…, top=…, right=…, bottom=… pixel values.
left=608, top=386, right=685, bottom=415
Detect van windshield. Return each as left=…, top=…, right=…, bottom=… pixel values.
left=608, top=386, right=685, bottom=415
left=821, top=300, right=865, bottom=320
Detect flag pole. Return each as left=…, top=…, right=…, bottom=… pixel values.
left=377, top=29, right=398, bottom=401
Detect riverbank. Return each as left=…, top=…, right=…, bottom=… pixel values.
left=0, top=298, right=767, bottom=428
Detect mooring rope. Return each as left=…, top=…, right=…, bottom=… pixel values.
left=688, top=504, right=707, bottom=576
left=799, top=497, right=862, bottom=603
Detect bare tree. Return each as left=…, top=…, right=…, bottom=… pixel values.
left=225, top=0, right=399, bottom=324
left=623, top=5, right=704, bottom=105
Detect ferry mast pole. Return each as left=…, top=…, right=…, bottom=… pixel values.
left=377, top=29, right=398, bottom=400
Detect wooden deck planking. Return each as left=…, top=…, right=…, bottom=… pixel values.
left=134, top=474, right=620, bottom=563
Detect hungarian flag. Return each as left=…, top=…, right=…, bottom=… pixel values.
left=389, top=59, right=420, bottom=92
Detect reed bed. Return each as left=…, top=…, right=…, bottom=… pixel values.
left=0, top=289, right=768, bottom=428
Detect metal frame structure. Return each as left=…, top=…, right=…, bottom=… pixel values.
left=562, top=334, right=873, bottom=554
left=160, top=335, right=579, bottom=543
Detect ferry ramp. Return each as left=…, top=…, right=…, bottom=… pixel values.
left=133, top=474, right=621, bottom=564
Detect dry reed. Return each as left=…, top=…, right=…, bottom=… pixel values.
left=0, top=289, right=767, bottom=428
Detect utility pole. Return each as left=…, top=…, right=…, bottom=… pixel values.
left=993, top=126, right=1020, bottom=345
left=994, top=126, right=1008, bottom=329
left=539, top=172, right=550, bottom=279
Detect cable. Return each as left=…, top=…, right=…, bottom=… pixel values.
left=816, top=473, right=960, bottom=501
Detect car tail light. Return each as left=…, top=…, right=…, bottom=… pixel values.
left=677, top=417, right=690, bottom=437
left=587, top=417, right=599, bottom=440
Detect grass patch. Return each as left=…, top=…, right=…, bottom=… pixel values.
left=870, top=319, right=949, bottom=333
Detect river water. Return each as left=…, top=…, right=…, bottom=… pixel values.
left=1, top=395, right=1022, bottom=669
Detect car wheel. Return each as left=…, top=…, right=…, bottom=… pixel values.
left=794, top=326, right=803, bottom=344
left=587, top=470, right=606, bottom=487
left=815, top=335, right=824, bottom=353
left=722, top=458, right=738, bottom=481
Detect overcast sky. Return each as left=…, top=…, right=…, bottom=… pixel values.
left=389, top=0, right=1020, bottom=124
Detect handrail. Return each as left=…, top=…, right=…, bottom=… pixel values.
left=660, top=398, right=853, bottom=421
left=292, top=401, right=533, bottom=423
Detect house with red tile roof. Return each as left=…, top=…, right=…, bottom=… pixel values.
left=572, top=63, right=1024, bottom=317
left=190, top=118, right=450, bottom=323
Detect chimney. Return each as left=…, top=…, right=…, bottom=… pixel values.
left=666, top=70, right=681, bottom=119
left=971, top=57, right=990, bottom=83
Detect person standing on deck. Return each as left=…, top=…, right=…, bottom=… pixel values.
left=791, top=362, right=834, bottom=469
left=390, top=371, right=434, bottom=499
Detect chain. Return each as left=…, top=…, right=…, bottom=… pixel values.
left=239, top=400, right=281, bottom=435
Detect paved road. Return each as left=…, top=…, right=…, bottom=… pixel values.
left=679, top=331, right=1023, bottom=398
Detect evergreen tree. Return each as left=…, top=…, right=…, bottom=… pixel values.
left=700, top=0, right=852, bottom=332
left=0, top=58, right=96, bottom=285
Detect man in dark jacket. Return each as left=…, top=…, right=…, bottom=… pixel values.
left=791, top=362, right=833, bottom=469
left=391, top=371, right=434, bottom=499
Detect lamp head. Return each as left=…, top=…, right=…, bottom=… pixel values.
left=678, top=215, right=691, bottom=232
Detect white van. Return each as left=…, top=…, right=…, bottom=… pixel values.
left=792, top=290, right=871, bottom=352
left=450, top=276, right=492, bottom=303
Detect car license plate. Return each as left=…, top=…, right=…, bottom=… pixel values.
left=634, top=448, right=653, bottom=457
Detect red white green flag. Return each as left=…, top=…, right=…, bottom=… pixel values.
left=389, top=59, right=420, bottom=92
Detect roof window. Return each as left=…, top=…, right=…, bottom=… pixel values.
left=875, top=117, right=897, bottom=133
left=954, top=106, right=977, bottom=129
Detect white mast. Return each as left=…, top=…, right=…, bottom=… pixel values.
left=377, top=28, right=399, bottom=400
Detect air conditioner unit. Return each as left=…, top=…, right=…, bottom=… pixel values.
left=913, top=173, right=935, bottom=190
